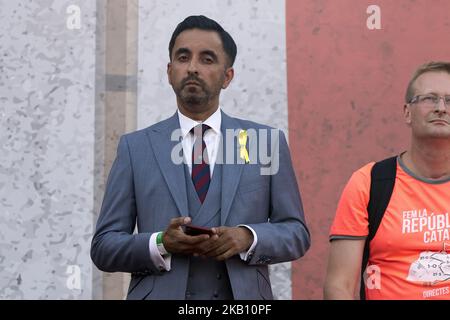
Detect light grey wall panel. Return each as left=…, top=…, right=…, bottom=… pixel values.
left=0, top=0, right=96, bottom=299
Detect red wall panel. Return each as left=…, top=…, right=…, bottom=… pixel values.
left=286, top=0, right=450, bottom=299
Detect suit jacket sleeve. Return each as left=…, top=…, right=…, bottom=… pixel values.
left=245, top=130, right=311, bottom=265
left=90, top=135, right=157, bottom=274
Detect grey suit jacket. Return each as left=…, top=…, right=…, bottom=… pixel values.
left=91, top=111, right=310, bottom=299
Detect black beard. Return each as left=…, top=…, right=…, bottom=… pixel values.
left=183, top=95, right=207, bottom=106
left=178, top=83, right=210, bottom=107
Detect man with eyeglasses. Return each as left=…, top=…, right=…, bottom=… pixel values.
left=324, top=61, right=450, bottom=300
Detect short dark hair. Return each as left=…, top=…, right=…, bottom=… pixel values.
left=168, top=15, right=237, bottom=67
left=405, top=61, right=450, bottom=103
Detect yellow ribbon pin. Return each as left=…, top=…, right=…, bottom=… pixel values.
left=238, top=130, right=250, bottom=164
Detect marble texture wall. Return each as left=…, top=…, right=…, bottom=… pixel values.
left=0, top=0, right=294, bottom=300
left=0, top=0, right=96, bottom=299
left=138, top=0, right=291, bottom=299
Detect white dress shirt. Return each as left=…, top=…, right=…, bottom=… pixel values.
left=178, top=107, right=221, bottom=177
left=149, top=107, right=257, bottom=271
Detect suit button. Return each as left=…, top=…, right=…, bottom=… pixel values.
left=216, top=274, right=221, bottom=280
left=213, top=292, right=219, bottom=298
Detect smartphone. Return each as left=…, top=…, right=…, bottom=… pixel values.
left=184, top=224, right=214, bottom=236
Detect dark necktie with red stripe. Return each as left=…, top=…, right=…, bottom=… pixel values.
left=191, top=124, right=210, bottom=203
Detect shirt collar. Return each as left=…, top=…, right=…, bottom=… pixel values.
left=177, top=107, right=222, bottom=139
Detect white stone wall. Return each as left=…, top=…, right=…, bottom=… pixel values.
left=0, top=0, right=96, bottom=299
left=0, top=0, right=291, bottom=299
left=137, top=0, right=291, bottom=299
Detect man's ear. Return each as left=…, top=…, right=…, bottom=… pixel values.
left=167, top=62, right=172, bottom=85
left=222, top=67, right=234, bottom=89
left=404, top=104, right=412, bottom=125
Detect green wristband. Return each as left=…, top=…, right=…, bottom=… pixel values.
left=156, top=232, right=163, bottom=245
left=156, top=232, right=168, bottom=256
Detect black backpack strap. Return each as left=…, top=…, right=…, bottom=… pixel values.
left=360, top=156, right=397, bottom=299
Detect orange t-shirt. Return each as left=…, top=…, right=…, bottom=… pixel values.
left=330, top=158, right=450, bottom=300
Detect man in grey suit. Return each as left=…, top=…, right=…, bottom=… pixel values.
left=91, top=15, right=310, bottom=300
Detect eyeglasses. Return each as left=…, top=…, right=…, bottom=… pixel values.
left=409, top=94, right=450, bottom=109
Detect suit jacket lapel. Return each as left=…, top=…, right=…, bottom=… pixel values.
left=146, top=113, right=188, bottom=217
left=220, top=111, right=244, bottom=225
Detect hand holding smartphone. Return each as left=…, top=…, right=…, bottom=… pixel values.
left=183, top=224, right=214, bottom=236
